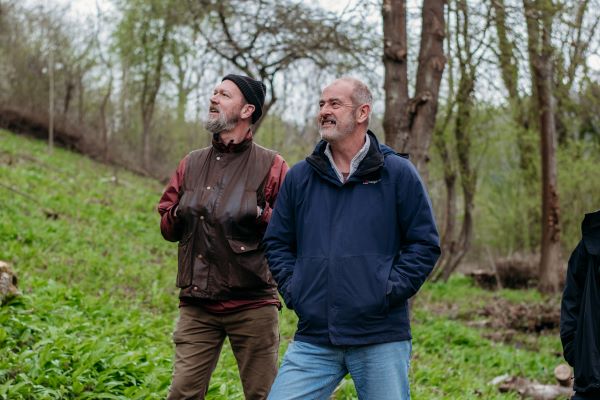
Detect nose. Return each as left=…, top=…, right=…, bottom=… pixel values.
left=319, top=104, right=332, bottom=119
left=209, top=93, right=219, bottom=104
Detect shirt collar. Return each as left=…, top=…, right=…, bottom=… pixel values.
left=324, top=134, right=371, bottom=183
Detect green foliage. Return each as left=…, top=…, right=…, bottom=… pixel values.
left=0, top=130, right=176, bottom=399
left=557, top=139, right=600, bottom=251
left=431, top=102, right=600, bottom=258
left=412, top=276, right=565, bottom=399
left=0, top=131, right=569, bottom=399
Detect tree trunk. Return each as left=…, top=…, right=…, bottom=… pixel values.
left=407, top=0, right=446, bottom=183
left=490, top=0, right=519, bottom=101
left=524, top=0, right=561, bottom=293
left=142, top=112, right=152, bottom=170
left=48, top=34, right=54, bottom=153
left=432, top=84, right=476, bottom=282
left=100, top=75, right=112, bottom=162
left=119, top=62, right=130, bottom=133
left=77, top=66, right=84, bottom=126
left=381, top=0, right=445, bottom=184
left=63, top=78, right=74, bottom=116
left=439, top=145, right=458, bottom=264
left=382, top=0, right=409, bottom=151
left=490, top=0, right=536, bottom=177
left=432, top=106, right=457, bottom=281
left=491, top=0, right=539, bottom=251
left=139, top=11, right=173, bottom=171
left=430, top=0, right=476, bottom=282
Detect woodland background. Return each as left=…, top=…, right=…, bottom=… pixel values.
left=1, top=0, right=599, bottom=398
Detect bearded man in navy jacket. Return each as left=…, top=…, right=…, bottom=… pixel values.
left=263, top=77, right=441, bottom=400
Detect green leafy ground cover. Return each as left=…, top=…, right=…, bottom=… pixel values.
left=0, top=130, right=566, bottom=399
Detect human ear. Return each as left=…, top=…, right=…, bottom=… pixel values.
left=241, top=104, right=255, bottom=120
left=356, top=104, right=370, bottom=124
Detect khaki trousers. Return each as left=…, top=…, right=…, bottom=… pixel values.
left=167, top=305, right=279, bottom=400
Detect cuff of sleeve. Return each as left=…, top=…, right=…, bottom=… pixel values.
left=281, top=280, right=294, bottom=310
left=260, top=205, right=272, bottom=223
left=169, top=204, right=179, bottom=220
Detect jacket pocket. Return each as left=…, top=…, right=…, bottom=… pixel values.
left=333, top=255, right=392, bottom=323
left=291, top=257, right=328, bottom=327
left=226, top=238, right=260, bottom=254
left=176, top=241, right=193, bottom=288
left=225, top=238, right=272, bottom=288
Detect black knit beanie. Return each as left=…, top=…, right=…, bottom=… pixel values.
left=222, top=74, right=266, bottom=124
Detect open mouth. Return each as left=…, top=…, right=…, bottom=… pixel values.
left=321, top=118, right=336, bottom=127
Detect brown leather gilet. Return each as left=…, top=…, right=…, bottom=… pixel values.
left=176, top=140, right=278, bottom=301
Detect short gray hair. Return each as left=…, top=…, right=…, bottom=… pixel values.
left=338, top=77, right=372, bottom=125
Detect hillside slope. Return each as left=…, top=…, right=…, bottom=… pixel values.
left=0, top=130, right=182, bottom=398
left=0, top=130, right=566, bottom=400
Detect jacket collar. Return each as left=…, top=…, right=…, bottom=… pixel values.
left=211, top=130, right=253, bottom=153
left=582, top=210, right=600, bottom=255
left=305, top=130, right=385, bottom=186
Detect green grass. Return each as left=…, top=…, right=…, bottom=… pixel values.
left=0, top=130, right=567, bottom=399
left=411, top=277, right=564, bottom=399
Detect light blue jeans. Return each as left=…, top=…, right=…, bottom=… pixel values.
left=268, top=339, right=412, bottom=400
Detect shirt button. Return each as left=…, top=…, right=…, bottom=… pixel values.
left=240, top=246, right=245, bottom=251
left=196, top=254, right=203, bottom=259
left=200, top=216, right=204, bottom=220
left=216, top=156, right=221, bottom=160
left=206, top=186, right=211, bottom=190
left=193, top=286, right=198, bottom=291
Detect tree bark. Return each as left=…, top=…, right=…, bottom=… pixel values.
left=382, top=0, right=445, bottom=184
left=382, top=0, right=409, bottom=152
left=407, top=0, right=446, bottom=183
left=140, top=10, right=173, bottom=171
left=524, top=0, right=561, bottom=293
left=431, top=0, right=476, bottom=282
left=100, top=75, right=113, bottom=162
left=491, top=0, right=539, bottom=251
left=77, top=66, right=84, bottom=125
left=48, top=30, right=54, bottom=154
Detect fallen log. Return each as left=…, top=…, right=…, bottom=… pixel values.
left=490, top=374, right=573, bottom=400
left=553, top=364, right=572, bottom=388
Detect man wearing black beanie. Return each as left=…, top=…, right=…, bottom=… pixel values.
left=158, top=74, right=288, bottom=399
left=221, top=74, right=266, bottom=124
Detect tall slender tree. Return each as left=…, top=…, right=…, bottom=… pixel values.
left=524, top=0, right=561, bottom=293
left=432, top=0, right=482, bottom=281
left=115, top=0, right=177, bottom=171
left=382, top=0, right=447, bottom=182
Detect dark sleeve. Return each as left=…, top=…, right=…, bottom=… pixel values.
left=157, top=156, right=187, bottom=242
left=387, top=159, right=441, bottom=305
left=560, top=241, right=587, bottom=366
left=263, top=169, right=297, bottom=309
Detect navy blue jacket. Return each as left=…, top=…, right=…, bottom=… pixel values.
left=560, top=210, right=600, bottom=394
left=263, top=131, right=441, bottom=346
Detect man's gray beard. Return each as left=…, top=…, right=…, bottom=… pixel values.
left=204, top=113, right=238, bottom=134
left=319, top=120, right=356, bottom=143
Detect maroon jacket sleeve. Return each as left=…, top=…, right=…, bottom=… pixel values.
left=258, top=154, right=289, bottom=224
left=158, top=156, right=187, bottom=242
